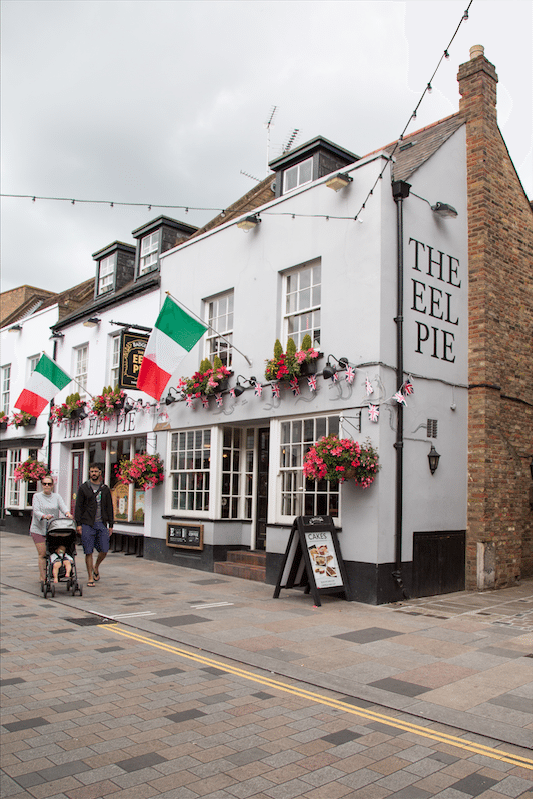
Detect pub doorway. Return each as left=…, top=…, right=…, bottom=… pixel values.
left=254, top=427, right=270, bottom=551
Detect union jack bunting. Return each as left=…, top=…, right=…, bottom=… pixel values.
left=215, top=393, right=223, bottom=407
left=307, top=375, right=317, bottom=391
left=229, top=388, right=236, bottom=398
left=185, top=394, right=194, bottom=408
left=271, top=382, right=280, bottom=398
left=365, top=377, right=373, bottom=395
left=291, top=381, right=300, bottom=396
left=368, top=404, right=379, bottom=422
left=332, top=372, right=338, bottom=383
left=155, top=402, right=161, bottom=412
left=403, top=381, right=414, bottom=395
left=201, top=396, right=209, bottom=408
left=345, top=366, right=355, bottom=384
left=254, top=383, right=263, bottom=398
left=393, top=391, right=406, bottom=405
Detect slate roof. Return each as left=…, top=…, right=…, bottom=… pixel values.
left=375, top=113, right=465, bottom=182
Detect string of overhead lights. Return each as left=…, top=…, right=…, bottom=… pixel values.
left=346, top=0, right=474, bottom=224
left=1, top=2, right=473, bottom=227
left=0, top=193, right=223, bottom=214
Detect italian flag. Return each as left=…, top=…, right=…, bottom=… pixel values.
left=15, top=353, right=72, bottom=417
left=137, top=296, right=207, bottom=400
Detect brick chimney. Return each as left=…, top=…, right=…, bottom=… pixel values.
left=458, top=46, right=533, bottom=589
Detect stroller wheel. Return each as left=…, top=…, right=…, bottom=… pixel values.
left=40, top=581, right=44, bottom=594
left=51, top=583, right=56, bottom=597
left=43, top=584, right=49, bottom=598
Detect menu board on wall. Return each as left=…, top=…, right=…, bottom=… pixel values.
left=273, top=516, right=352, bottom=606
left=166, top=522, right=204, bottom=550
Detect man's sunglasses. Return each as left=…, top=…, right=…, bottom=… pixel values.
left=42, top=482, right=53, bottom=486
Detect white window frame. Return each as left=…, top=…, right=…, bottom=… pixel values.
left=283, top=260, right=321, bottom=350
left=139, top=232, right=160, bottom=275
left=109, top=335, right=121, bottom=387
left=28, top=354, right=40, bottom=380
left=98, top=254, right=115, bottom=295
left=74, top=345, right=88, bottom=395
left=169, top=427, right=213, bottom=517
left=1, top=364, right=11, bottom=415
left=283, top=157, right=313, bottom=193
left=6, top=447, right=40, bottom=510
left=205, top=290, right=234, bottom=367
left=271, top=413, right=340, bottom=525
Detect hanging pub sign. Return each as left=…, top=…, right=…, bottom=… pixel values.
left=273, top=515, right=352, bottom=606
left=119, top=330, right=149, bottom=389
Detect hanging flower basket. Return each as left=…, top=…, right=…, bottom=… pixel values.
left=303, top=435, right=380, bottom=488
left=0, top=412, right=7, bottom=431
left=14, top=458, right=49, bottom=482
left=90, top=386, right=126, bottom=421
left=178, top=357, right=232, bottom=398
left=50, top=393, right=87, bottom=424
left=115, top=452, right=164, bottom=491
left=9, top=411, right=37, bottom=428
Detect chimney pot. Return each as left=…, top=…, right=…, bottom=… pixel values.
left=470, top=44, right=484, bottom=60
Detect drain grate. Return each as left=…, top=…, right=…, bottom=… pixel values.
left=65, top=617, right=116, bottom=626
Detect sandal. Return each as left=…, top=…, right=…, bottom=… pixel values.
left=87, top=581, right=96, bottom=587
left=93, top=570, right=100, bottom=582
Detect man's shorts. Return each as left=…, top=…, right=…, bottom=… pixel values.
left=81, top=522, right=110, bottom=555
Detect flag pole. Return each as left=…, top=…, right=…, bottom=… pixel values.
left=165, top=291, right=252, bottom=367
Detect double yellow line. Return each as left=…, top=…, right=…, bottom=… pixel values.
left=107, top=625, right=533, bottom=770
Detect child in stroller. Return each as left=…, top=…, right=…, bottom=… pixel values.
left=43, top=518, right=83, bottom=598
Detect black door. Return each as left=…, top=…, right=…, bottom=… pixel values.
left=255, top=428, right=269, bottom=551
left=412, top=530, right=465, bottom=597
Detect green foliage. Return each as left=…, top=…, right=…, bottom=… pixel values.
left=273, top=339, right=283, bottom=359
left=286, top=337, right=296, bottom=357
left=301, top=334, right=312, bottom=351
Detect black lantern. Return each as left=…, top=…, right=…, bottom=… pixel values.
left=428, top=444, right=440, bottom=475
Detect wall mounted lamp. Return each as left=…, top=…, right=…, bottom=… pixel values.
left=164, top=387, right=181, bottom=405
left=325, top=173, right=353, bottom=191
left=322, top=355, right=349, bottom=380
left=236, top=215, right=260, bottom=231
left=49, top=331, right=64, bottom=339
left=431, top=202, right=458, bottom=219
left=233, top=375, right=256, bottom=396
left=428, top=444, right=441, bottom=475
left=8, top=324, right=22, bottom=332
left=123, top=397, right=136, bottom=414
left=83, top=317, right=101, bottom=328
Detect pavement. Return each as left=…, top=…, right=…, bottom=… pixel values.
left=1, top=530, right=532, bottom=758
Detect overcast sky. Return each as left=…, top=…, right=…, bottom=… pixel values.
left=1, top=0, right=531, bottom=296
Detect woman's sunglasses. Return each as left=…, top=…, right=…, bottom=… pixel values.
left=42, top=482, right=53, bottom=486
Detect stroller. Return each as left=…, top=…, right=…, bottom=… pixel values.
left=43, top=517, right=83, bottom=598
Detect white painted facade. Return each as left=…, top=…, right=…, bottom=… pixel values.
left=151, top=131, right=469, bottom=602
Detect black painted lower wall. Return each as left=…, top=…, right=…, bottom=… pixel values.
left=143, top=537, right=248, bottom=574
left=266, top=551, right=413, bottom=605
left=2, top=511, right=31, bottom=536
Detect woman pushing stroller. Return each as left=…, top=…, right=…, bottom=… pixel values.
left=30, top=475, right=73, bottom=587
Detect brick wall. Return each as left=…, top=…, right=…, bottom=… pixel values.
left=458, top=48, right=533, bottom=587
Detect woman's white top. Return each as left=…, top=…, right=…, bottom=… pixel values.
left=30, top=492, right=69, bottom=536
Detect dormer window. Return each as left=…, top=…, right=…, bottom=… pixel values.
left=132, top=216, right=198, bottom=282
left=269, top=136, right=359, bottom=199
left=283, top=157, right=313, bottom=193
left=98, top=254, right=116, bottom=295
left=139, top=231, right=160, bottom=275
left=92, top=242, right=135, bottom=299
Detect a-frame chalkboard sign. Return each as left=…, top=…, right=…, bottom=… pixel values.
left=273, top=515, right=352, bottom=606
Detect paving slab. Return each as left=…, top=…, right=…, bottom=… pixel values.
left=1, top=530, right=532, bottom=754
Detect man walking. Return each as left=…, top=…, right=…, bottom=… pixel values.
left=75, top=464, right=114, bottom=586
